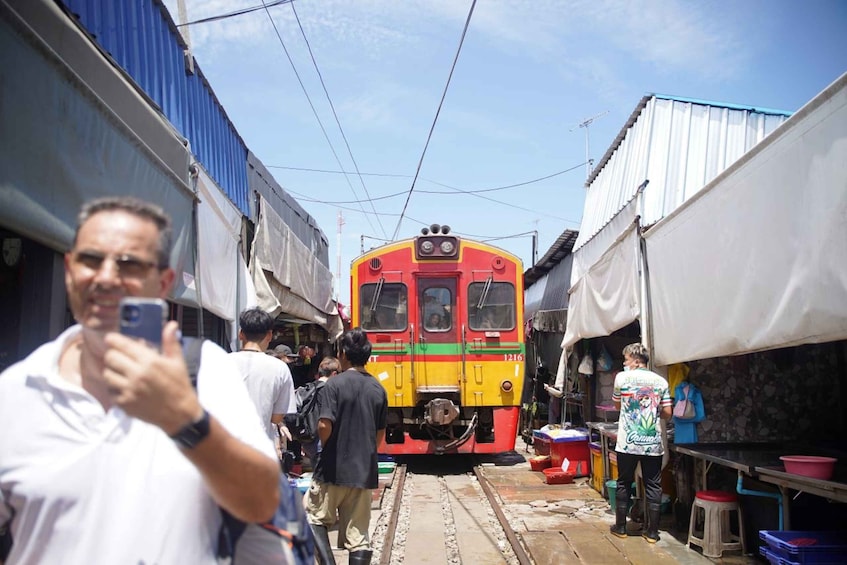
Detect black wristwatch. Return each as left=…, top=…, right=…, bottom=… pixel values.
left=169, top=409, right=211, bottom=450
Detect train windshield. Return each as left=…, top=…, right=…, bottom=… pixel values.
left=360, top=282, right=407, bottom=331
left=422, top=287, right=452, bottom=332
left=467, top=282, right=516, bottom=331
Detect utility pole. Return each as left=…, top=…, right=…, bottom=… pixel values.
left=336, top=211, right=344, bottom=302
left=176, top=0, right=195, bottom=73
left=570, top=110, right=608, bottom=182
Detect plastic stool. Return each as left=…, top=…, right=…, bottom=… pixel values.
left=687, top=490, right=746, bottom=558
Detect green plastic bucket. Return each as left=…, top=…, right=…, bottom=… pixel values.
left=606, top=480, right=618, bottom=510
left=607, top=480, right=637, bottom=511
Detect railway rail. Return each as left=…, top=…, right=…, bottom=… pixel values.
left=371, top=457, right=531, bottom=565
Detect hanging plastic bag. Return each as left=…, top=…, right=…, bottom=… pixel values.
left=596, top=345, right=614, bottom=372
left=577, top=353, right=593, bottom=375
left=673, top=385, right=696, bottom=419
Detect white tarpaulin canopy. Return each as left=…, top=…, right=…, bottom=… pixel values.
left=194, top=166, right=257, bottom=349
left=562, top=197, right=641, bottom=348
left=644, top=73, right=847, bottom=366
left=251, top=194, right=343, bottom=338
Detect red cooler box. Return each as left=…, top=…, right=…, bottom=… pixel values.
left=532, top=430, right=590, bottom=477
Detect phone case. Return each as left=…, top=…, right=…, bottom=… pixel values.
left=119, top=298, right=166, bottom=349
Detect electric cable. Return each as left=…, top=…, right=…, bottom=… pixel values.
left=175, top=0, right=291, bottom=27
left=289, top=1, right=387, bottom=239
left=391, top=0, right=478, bottom=240
left=267, top=161, right=587, bottom=199
left=258, top=0, right=380, bottom=236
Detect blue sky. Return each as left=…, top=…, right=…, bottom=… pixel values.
left=163, top=0, right=846, bottom=305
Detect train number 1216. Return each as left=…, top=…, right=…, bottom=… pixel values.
left=504, top=353, right=524, bottom=361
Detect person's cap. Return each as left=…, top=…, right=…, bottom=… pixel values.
left=273, top=344, right=298, bottom=358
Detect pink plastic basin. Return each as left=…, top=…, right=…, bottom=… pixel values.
left=779, top=455, right=837, bottom=480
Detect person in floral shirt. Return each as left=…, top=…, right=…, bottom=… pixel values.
left=610, top=343, right=672, bottom=543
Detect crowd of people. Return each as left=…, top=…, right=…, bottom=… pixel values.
left=0, top=196, right=387, bottom=565
left=0, top=194, right=670, bottom=563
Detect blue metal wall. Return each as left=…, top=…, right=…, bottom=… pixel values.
left=59, top=0, right=250, bottom=215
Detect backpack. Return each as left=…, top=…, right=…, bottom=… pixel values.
left=183, top=338, right=315, bottom=565
left=283, top=380, right=325, bottom=443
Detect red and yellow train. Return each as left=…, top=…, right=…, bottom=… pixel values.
left=350, top=224, right=525, bottom=455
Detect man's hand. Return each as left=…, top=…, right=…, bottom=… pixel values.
left=102, top=321, right=202, bottom=434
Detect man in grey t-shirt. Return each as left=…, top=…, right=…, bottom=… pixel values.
left=230, top=308, right=296, bottom=450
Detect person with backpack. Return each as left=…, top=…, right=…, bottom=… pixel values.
left=299, top=356, right=340, bottom=467
left=306, top=329, right=388, bottom=565
left=0, top=197, right=279, bottom=564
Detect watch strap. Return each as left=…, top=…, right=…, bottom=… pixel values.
left=169, top=408, right=211, bottom=450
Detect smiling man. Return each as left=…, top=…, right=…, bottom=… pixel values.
left=0, top=197, right=279, bottom=564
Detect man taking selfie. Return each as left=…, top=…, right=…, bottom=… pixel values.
left=0, top=197, right=279, bottom=563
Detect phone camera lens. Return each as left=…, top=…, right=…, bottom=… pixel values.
left=122, top=305, right=140, bottom=323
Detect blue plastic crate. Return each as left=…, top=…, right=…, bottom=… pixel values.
left=760, top=545, right=783, bottom=565
left=759, top=530, right=847, bottom=564
left=760, top=544, right=846, bottom=565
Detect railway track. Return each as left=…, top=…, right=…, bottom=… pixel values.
left=371, top=456, right=532, bottom=565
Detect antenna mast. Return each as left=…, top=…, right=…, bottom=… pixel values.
left=570, top=110, right=609, bottom=182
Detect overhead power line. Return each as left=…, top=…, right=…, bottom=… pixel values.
left=391, top=0, right=478, bottom=240
left=275, top=162, right=587, bottom=204
left=288, top=2, right=387, bottom=239
left=258, top=1, right=381, bottom=236
left=175, top=0, right=292, bottom=27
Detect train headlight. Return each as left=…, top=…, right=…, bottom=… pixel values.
left=500, top=380, right=513, bottom=393
left=420, top=241, right=434, bottom=254
left=440, top=240, right=455, bottom=254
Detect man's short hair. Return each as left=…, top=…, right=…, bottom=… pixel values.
left=74, top=196, right=172, bottom=268
left=318, top=356, right=340, bottom=377
left=239, top=307, right=274, bottom=341
left=623, top=343, right=649, bottom=365
left=340, top=328, right=372, bottom=366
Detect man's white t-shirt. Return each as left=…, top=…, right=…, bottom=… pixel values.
left=230, top=350, right=296, bottom=439
left=0, top=326, right=276, bottom=564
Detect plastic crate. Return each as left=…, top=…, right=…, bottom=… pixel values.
left=760, top=545, right=783, bottom=565
left=590, top=444, right=603, bottom=492
left=759, top=530, right=847, bottom=564
left=609, top=451, right=619, bottom=480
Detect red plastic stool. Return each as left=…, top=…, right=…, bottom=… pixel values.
left=688, top=491, right=746, bottom=558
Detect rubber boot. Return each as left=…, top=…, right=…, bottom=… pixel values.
left=642, top=502, right=661, bottom=544
left=311, top=524, right=336, bottom=565
left=349, top=549, right=373, bottom=565
left=609, top=493, right=629, bottom=538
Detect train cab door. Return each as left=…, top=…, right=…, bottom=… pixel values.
left=414, top=277, right=460, bottom=391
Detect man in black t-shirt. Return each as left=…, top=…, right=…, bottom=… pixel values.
left=306, top=328, right=387, bottom=565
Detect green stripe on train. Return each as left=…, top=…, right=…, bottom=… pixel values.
left=370, top=343, right=525, bottom=355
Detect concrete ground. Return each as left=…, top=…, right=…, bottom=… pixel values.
left=479, top=450, right=759, bottom=564
left=311, top=452, right=760, bottom=564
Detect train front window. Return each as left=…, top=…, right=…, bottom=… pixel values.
left=422, top=287, right=452, bottom=332
left=361, top=283, right=407, bottom=331
left=468, top=282, right=516, bottom=331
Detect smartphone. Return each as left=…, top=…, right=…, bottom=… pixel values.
left=119, top=297, right=167, bottom=350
